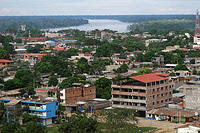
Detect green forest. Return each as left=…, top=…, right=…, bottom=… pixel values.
left=0, top=16, right=88, bottom=32
left=128, top=19, right=195, bottom=34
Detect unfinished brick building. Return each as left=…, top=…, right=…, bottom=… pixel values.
left=112, top=73, right=174, bottom=115
left=60, top=85, right=96, bottom=104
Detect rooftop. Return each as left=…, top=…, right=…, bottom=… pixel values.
left=0, top=59, right=13, bottom=63
left=147, top=108, right=195, bottom=117
left=129, top=73, right=168, bottom=83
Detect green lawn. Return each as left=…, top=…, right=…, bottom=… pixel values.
left=47, top=123, right=156, bottom=133
left=47, top=126, right=60, bottom=133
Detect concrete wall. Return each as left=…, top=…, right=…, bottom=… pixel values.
left=184, top=86, right=200, bottom=110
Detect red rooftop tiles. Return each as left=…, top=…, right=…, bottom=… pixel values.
left=0, top=59, right=13, bottom=63
left=129, top=73, right=168, bottom=83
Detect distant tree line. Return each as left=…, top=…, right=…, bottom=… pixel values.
left=0, top=16, right=88, bottom=33
left=128, top=19, right=195, bottom=34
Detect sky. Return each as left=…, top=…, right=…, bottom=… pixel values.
left=0, top=0, right=199, bottom=16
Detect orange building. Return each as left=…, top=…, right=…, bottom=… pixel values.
left=24, top=54, right=46, bottom=61
left=24, top=54, right=46, bottom=65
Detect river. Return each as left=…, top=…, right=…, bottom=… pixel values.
left=47, top=19, right=132, bottom=33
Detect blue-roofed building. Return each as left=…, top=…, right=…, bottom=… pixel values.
left=0, top=97, right=58, bottom=126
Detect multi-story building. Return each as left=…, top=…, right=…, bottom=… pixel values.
left=60, top=85, right=96, bottom=104
left=0, top=97, right=58, bottom=126
left=112, top=73, right=174, bottom=115
left=183, top=79, right=200, bottom=111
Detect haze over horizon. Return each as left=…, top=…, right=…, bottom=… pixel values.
left=0, top=0, right=199, bottom=16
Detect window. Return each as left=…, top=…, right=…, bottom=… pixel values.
left=81, top=89, right=84, bottom=97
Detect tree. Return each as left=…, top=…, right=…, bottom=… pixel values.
left=114, top=64, right=129, bottom=73
left=0, top=122, right=20, bottom=133
left=193, top=69, right=197, bottom=75
left=26, top=44, right=43, bottom=53
left=59, top=75, right=86, bottom=89
left=190, top=59, right=195, bottom=64
left=3, top=43, right=15, bottom=54
left=48, top=76, right=58, bottom=87
left=76, top=58, right=90, bottom=74
left=95, top=43, right=113, bottom=57
left=130, top=68, right=152, bottom=76
left=0, top=48, right=9, bottom=59
left=0, top=102, right=6, bottom=123
left=59, top=113, right=98, bottom=133
left=94, top=77, right=112, bottom=99
left=15, top=69, right=33, bottom=88
left=57, top=48, right=79, bottom=58
left=100, top=108, right=137, bottom=132
left=174, top=64, right=188, bottom=71
left=90, top=59, right=111, bottom=75
left=171, top=55, right=183, bottom=64
left=3, top=78, right=22, bottom=91
left=34, top=62, right=53, bottom=74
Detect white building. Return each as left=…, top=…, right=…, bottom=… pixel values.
left=176, top=123, right=200, bottom=133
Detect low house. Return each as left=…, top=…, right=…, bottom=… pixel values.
left=64, top=98, right=111, bottom=113
left=0, top=59, right=13, bottom=67
left=115, top=59, right=129, bottom=65
left=146, top=108, right=196, bottom=123
left=70, top=53, right=94, bottom=62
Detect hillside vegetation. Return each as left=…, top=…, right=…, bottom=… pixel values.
left=128, top=19, right=195, bottom=34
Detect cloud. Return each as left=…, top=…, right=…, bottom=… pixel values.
left=0, top=0, right=199, bottom=15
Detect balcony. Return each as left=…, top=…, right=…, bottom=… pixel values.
left=112, top=91, right=146, bottom=97
left=29, top=106, right=46, bottom=111
left=112, top=98, right=146, bottom=104
left=112, top=85, right=146, bottom=90
left=112, top=104, right=146, bottom=111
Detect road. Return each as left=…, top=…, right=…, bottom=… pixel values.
left=137, top=117, right=185, bottom=133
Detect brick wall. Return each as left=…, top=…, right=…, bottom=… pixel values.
left=65, top=86, right=96, bottom=104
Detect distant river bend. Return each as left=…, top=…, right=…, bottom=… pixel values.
left=47, top=19, right=132, bottom=33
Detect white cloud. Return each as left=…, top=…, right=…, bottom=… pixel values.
left=0, top=0, right=199, bottom=15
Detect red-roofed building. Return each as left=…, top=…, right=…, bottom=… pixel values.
left=134, top=50, right=144, bottom=53
left=0, top=59, right=13, bottom=66
left=115, top=59, right=129, bottom=65
left=129, top=73, right=168, bottom=83
left=53, top=48, right=69, bottom=51
left=112, top=73, right=173, bottom=115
